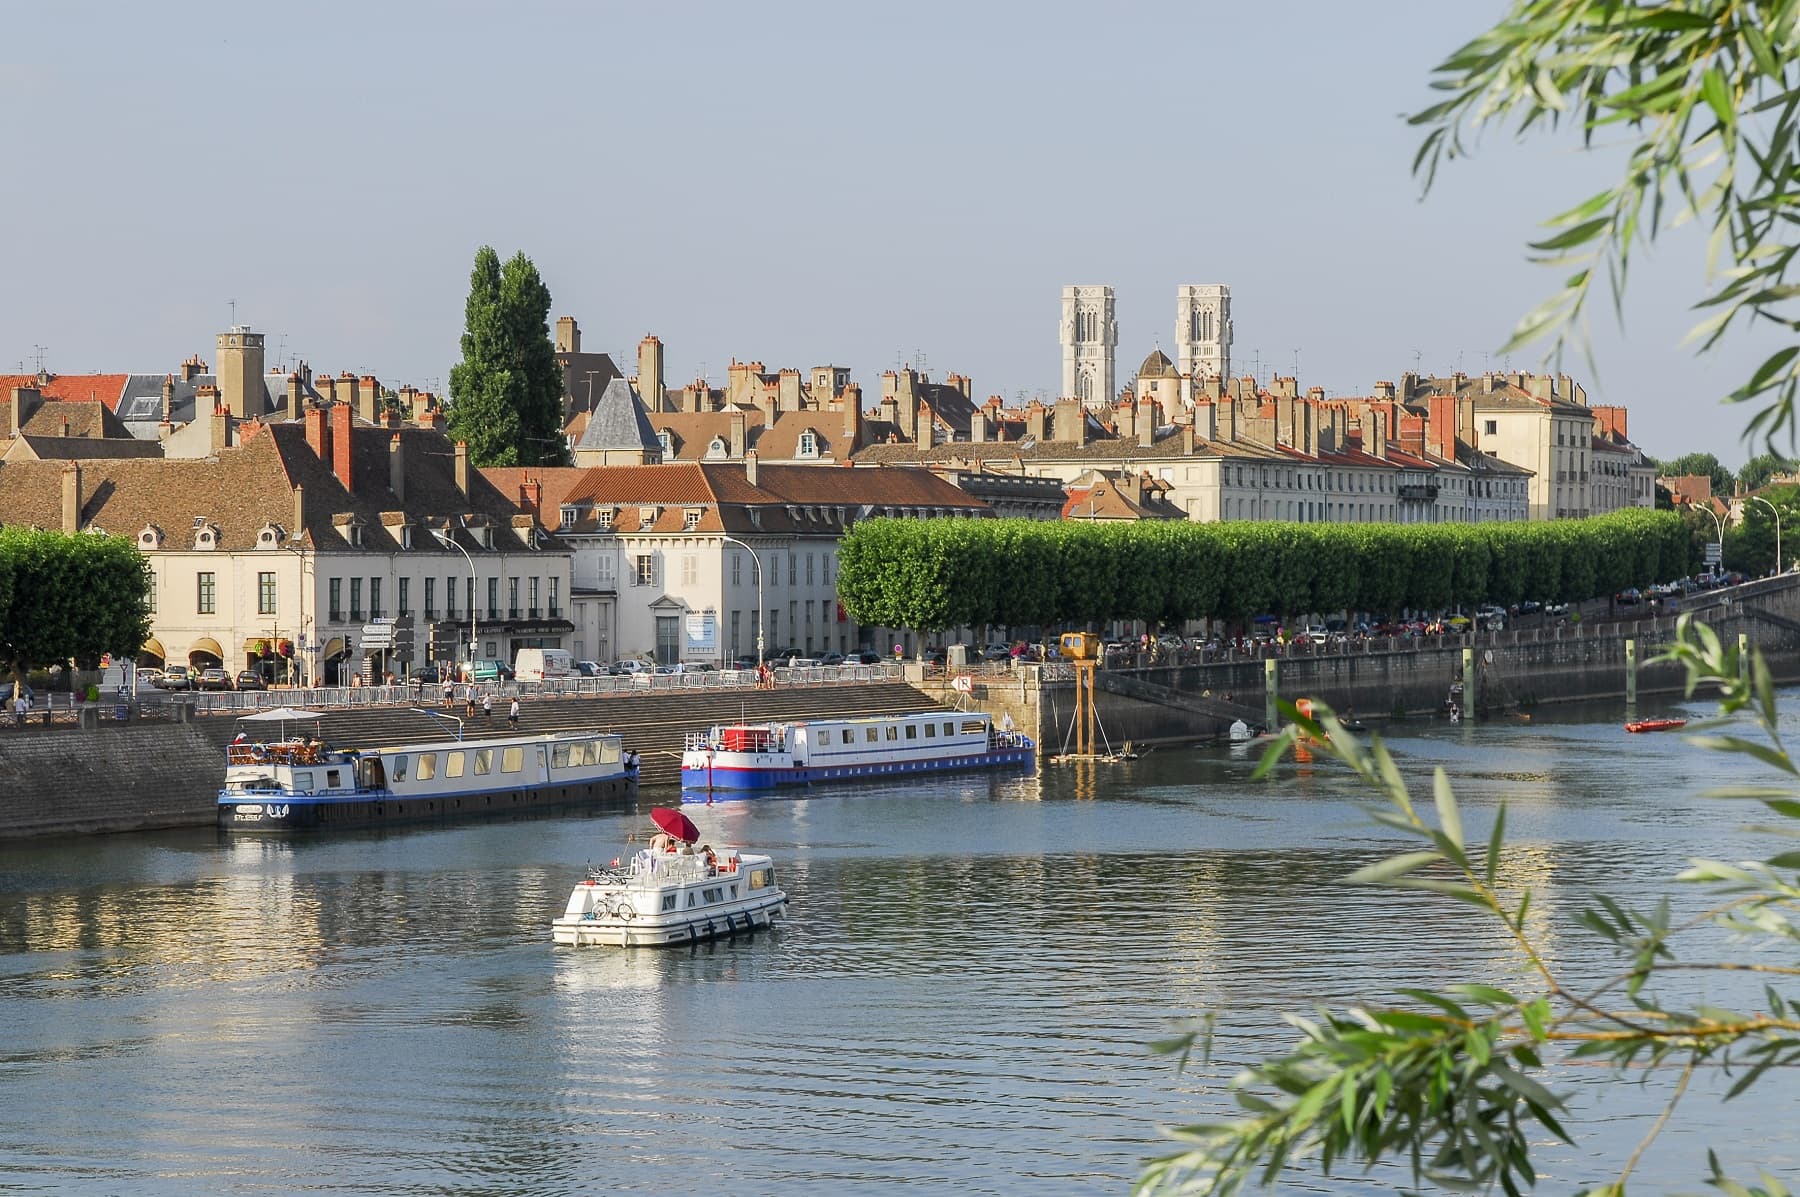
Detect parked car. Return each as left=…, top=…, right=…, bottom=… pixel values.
left=1545, top=601, right=1572, bottom=617
left=609, top=659, right=649, bottom=677
left=161, top=664, right=193, bottom=691
left=574, top=660, right=603, bottom=677
left=685, top=661, right=718, bottom=673
left=197, top=667, right=233, bottom=691
left=1475, top=604, right=1507, bottom=631
left=137, top=667, right=165, bottom=688
left=818, top=651, right=844, bottom=666
left=1616, top=587, right=1642, bottom=606
left=853, top=650, right=882, bottom=665
left=234, top=670, right=267, bottom=691
left=461, top=659, right=511, bottom=683
left=410, top=665, right=447, bottom=685
left=981, top=643, right=1011, bottom=661
left=732, top=654, right=760, bottom=670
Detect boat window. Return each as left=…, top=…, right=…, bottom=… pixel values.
left=473, top=749, right=492, bottom=776
left=391, top=755, right=408, bottom=782
left=943, top=722, right=954, bottom=737
left=961, top=721, right=985, bottom=736
left=446, top=752, right=465, bottom=778
left=686, top=893, right=696, bottom=908
left=501, top=746, right=523, bottom=773
left=730, top=884, right=738, bottom=898
left=326, top=769, right=341, bottom=788
left=748, top=868, right=771, bottom=890
left=416, top=753, right=436, bottom=780
left=885, top=725, right=898, bottom=741
left=661, top=894, right=677, bottom=911
left=905, top=725, right=918, bottom=740
left=293, top=770, right=314, bottom=793
left=841, top=730, right=853, bottom=744
left=865, top=727, right=878, bottom=743
left=703, top=887, right=722, bottom=903
left=552, top=743, right=570, bottom=768
left=600, top=740, right=620, bottom=764
left=924, top=723, right=935, bottom=738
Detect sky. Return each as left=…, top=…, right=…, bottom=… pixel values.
left=0, top=1, right=1781, bottom=467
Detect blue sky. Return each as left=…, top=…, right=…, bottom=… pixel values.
left=0, top=1, right=1777, bottom=465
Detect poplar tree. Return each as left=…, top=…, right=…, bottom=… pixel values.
left=446, top=246, right=571, bottom=468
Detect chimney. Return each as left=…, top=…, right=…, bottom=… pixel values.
left=1301, top=403, right=1318, bottom=457
left=729, top=410, right=747, bottom=458
left=210, top=408, right=229, bottom=454
left=745, top=448, right=758, bottom=487
left=1181, top=422, right=1195, bottom=455
left=556, top=316, right=581, bottom=354
left=1458, top=395, right=1476, bottom=449
left=1369, top=410, right=1389, bottom=459
left=1027, top=401, right=1047, bottom=443
left=1217, top=397, right=1236, bottom=442
left=61, top=461, right=81, bottom=533
left=841, top=385, right=862, bottom=451
left=1427, top=394, right=1457, bottom=459
left=1204, top=375, right=1222, bottom=401
left=286, top=374, right=303, bottom=421
left=1115, top=400, right=1136, bottom=442
left=389, top=433, right=405, bottom=502
left=454, top=439, right=470, bottom=496
left=59, top=415, right=70, bottom=439
left=293, top=483, right=305, bottom=538
left=1276, top=392, right=1297, bottom=446
left=12, top=383, right=41, bottom=433
left=969, top=408, right=988, bottom=443
left=357, top=376, right=380, bottom=424
left=1179, top=373, right=1194, bottom=409
left=1528, top=374, right=1554, bottom=400
left=637, top=335, right=665, bottom=412
left=1137, top=395, right=1155, bottom=448
left=777, top=369, right=801, bottom=412
left=181, top=355, right=205, bottom=383
left=161, top=375, right=175, bottom=424
left=331, top=401, right=354, bottom=491
left=304, top=406, right=330, bottom=466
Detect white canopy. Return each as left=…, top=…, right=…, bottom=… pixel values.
left=238, top=707, right=328, bottom=722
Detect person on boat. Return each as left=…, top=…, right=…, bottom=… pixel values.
left=701, top=844, right=716, bottom=870
left=232, top=731, right=247, bottom=744
left=649, top=832, right=673, bottom=857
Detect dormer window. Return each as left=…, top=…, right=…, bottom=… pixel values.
left=597, top=507, right=615, bottom=530
left=193, top=522, right=219, bottom=551
left=336, top=515, right=366, bottom=548
left=798, top=429, right=820, bottom=458
left=255, top=522, right=286, bottom=549
left=137, top=524, right=164, bottom=551
left=560, top=504, right=580, bottom=527
left=657, top=430, right=673, bottom=456
left=683, top=508, right=703, bottom=531
left=399, top=525, right=414, bottom=550
left=705, top=437, right=728, bottom=460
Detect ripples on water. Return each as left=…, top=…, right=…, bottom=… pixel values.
left=0, top=695, right=1797, bottom=1193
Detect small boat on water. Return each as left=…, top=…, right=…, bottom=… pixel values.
left=552, top=807, right=787, bottom=947
left=679, top=710, right=1035, bottom=795
left=1625, top=717, right=1688, bottom=734
left=219, top=708, right=638, bottom=830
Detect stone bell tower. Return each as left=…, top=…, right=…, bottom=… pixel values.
left=1176, top=284, right=1232, bottom=383
left=1060, top=285, right=1116, bottom=410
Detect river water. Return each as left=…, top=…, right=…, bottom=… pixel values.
left=2, top=696, right=1797, bottom=1195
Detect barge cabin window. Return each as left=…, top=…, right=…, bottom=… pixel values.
left=416, top=753, right=436, bottom=780
left=865, top=727, right=878, bottom=742
left=885, top=725, right=898, bottom=741
left=501, top=746, right=523, bottom=773
left=905, top=725, right=918, bottom=739
left=924, top=723, right=935, bottom=737
left=473, top=749, right=492, bottom=776
left=661, top=894, right=677, bottom=911
left=446, top=752, right=465, bottom=778
left=961, top=721, right=985, bottom=736
left=391, top=756, right=408, bottom=782
left=943, top=722, right=955, bottom=736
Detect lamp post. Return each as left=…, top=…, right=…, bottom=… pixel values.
left=1689, top=502, right=1725, bottom=577
left=1751, top=495, right=1784, bottom=575
left=433, top=528, right=478, bottom=671
left=719, top=534, right=764, bottom=664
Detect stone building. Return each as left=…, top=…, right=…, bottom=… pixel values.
left=1060, top=285, right=1117, bottom=409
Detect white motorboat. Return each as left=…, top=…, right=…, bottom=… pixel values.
left=552, top=807, right=787, bottom=948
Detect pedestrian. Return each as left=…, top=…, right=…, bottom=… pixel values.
left=441, top=679, right=454, bottom=708
left=466, top=690, right=477, bottom=718
left=12, top=692, right=25, bottom=728
left=482, top=691, right=493, bottom=720
left=508, top=697, right=519, bottom=729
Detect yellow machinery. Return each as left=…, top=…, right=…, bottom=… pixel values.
left=1058, top=632, right=1099, bottom=661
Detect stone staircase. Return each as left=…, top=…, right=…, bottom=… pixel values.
left=270, top=683, right=950, bottom=792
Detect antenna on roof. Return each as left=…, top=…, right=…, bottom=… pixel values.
left=32, top=345, right=47, bottom=372
left=1412, top=349, right=1424, bottom=373
left=229, top=298, right=237, bottom=327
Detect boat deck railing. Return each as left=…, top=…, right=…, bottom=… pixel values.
left=226, top=741, right=334, bottom=766
left=989, top=732, right=1035, bottom=751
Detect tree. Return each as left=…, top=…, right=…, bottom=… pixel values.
left=1137, top=6, right=1800, bottom=1193
left=1653, top=452, right=1733, bottom=496
left=445, top=246, right=570, bottom=468
left=1740, top=451, right=1799, bottom=492
left=0, top=528, right=150, bottom=684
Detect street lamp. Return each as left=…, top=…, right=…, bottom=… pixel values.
left=1688, top=502, right=1725, bottom=577
left=433, top=527, right=478, bottom=671
left=1751, top=495, right=1784, bottom=575
left=719, top=534, right=764, bottom=664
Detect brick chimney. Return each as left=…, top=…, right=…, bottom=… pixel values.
left=305, top=405, right=331, bottom=463
left=331, top=401, right=354, bottom=491
left=745, top=448, right=758, bottom=487
left=841, top=385, right=862, bottom=450
left=61, top=461, right=81, bottom=533
left=777, top=369, right=801, bottom=412
left=729, top=410, right=747, bottom=459
left=287, top=374, right=304, bottom=422
left=969, top=408, right=988, bottom=443
left=454, top=440, right=470, bottom=496
left=1137, top=395, right=1155, bottom=449
left=1115, top=400, right=1136, bottom=442
left=1368, top=410, right=1389, bottom=459
left=1026, top=401, right=1047, bottom=443
left=637, top=334, right=665, bottom=412
left=357, top=376, right=380, bottom=424
left=556, top=316, right=581, bottom=353
left=210, top=408, right=229, bottom=454
left=180, top=355, right=205, bottom=383
left=388, top=433, right=405, bottom=503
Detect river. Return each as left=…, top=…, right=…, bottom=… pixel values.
left=1, top=695, right=1795, bottom=1194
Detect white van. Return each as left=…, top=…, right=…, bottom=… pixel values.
left=513, top=648, right=573, bottom=682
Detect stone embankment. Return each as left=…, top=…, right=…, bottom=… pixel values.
left=0, top=682, right=946, bottom=840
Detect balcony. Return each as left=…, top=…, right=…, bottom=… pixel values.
left=423, top=607, right=437, bottom=620
left=528, top=606, right=541, bottom=619
left=547, top=605, right=563, bottom=619
left=487, top=607, right=501, bottom=621
left=329, top=608, right=344, bottom=623
left=350, top=608, right=365, bottom=622
left=369, top=608, right=385, bottom=620
left=508, top=607, right=522, bottom=619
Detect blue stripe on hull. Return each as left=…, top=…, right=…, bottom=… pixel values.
left=680, top=750, right=1035, bottom=798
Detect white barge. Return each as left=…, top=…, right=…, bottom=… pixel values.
left=679, top=709, right=1035, bottom=794
left=553, top=808, right=787, bottom=947
left=219, top=714, right=638, bottom=830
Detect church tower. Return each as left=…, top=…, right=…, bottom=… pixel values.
left=1175, top=284, right=1232, bottom=382
left=216, top=326, right=266, bottom=418
left=1060, top=285, right=1117, bottom=409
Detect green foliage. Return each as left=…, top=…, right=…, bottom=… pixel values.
left=445, top=246, right=570, bottom=469
left=1656, top=452, right=1735, bottom=495
left=1138, top=622, right=1800, bottom=1195
left=0, top=527, right=150, bottom=678
left=834, top=511, right=1689, bottom=630
left=1411, top=3, right=1800, bottom=451
left=1740, top=452, right=1799, bottom=493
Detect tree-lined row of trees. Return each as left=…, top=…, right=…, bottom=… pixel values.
left=0, top=528, right=151, bottom=685
left=836, top=510, right=1690, bottom=634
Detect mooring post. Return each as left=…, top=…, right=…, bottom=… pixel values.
left=1625, top=638, right=1637, bottom=706
left=1461, top=648, right=1477, bottom=720
left=1264, top=657, right=1278, bottom=730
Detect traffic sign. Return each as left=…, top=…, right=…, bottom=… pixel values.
left=1704, top=542, right=1723, bottom=565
